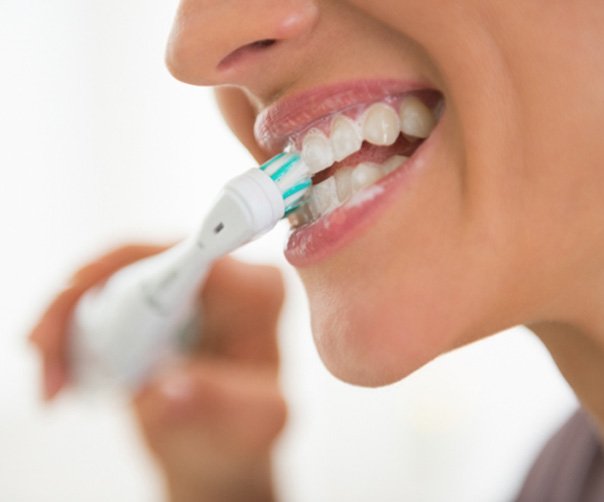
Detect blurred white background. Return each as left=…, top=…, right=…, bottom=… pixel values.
left=0, top=1, right=578, bottom=501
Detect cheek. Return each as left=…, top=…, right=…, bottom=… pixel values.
left=296, top=114, right=533, bottom=386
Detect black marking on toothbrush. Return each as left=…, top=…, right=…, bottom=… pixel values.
left=214, top=222, right=225, bottom=234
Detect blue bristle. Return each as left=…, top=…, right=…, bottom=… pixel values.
left=270, top=153, right=300, bottom=182
left=259, top=152, right=286, bottom=172
left=259, top=151, right=311, bottom=217
left=282, top=179, right=311, bottom=200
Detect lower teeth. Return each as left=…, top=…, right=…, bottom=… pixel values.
left=289, top=154, right=408, bottom=226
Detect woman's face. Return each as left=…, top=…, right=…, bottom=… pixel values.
left=167, top=1, right=604, bottom=385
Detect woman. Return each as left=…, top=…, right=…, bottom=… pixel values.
left=30, top=1, right=604, bottom=500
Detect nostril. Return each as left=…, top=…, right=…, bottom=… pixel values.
left=249, top=39, right=277, bottom=50
left=218, top=39, right=278, bottom=71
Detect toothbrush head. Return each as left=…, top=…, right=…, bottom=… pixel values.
left=259, top=152, right=311, bottom=216
left=201, top=152, right=311, bottom=252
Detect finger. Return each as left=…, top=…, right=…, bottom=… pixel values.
left=29, top=243, right=168, bottom=399
left=198, top=257, right=285, bottom=366
left=133, top=360, right=286, bottom=494
left=41, top=350, right=67, bottom=401
left=134, top=359, right=287, bottom=457
left=30, top=244, right=167, bottom=352
left=29, top=285, right=82, bottom=399
left=69, top=244, right=168, bottom=287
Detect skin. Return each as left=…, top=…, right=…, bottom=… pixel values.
left=171, top=0, right=604, bottom=410
left=31, top=0, right=604, bottom=500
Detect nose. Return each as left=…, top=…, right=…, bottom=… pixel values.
left=166, top=0, right=319, bottom=87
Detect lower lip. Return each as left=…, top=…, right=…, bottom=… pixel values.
left=284, top=122, right=441, bottom=267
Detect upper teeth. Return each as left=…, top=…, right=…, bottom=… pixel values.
left=362, top=103, right=400, bottom=146
left=399, top=96, right=437, bottom=140
left=301, top=129, right=334, bottom=173
left=330, top=115, right=362, bottom=162
left=288, top=95, right=439, bottom=227
left=298, top=95, right=436, bottom=175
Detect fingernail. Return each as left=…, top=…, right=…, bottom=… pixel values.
left=158, top=369, right=192, bottom=404
left=156, top=370, right=194, bottom=420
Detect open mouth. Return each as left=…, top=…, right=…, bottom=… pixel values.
left=286, top=90, right=443, bottom=227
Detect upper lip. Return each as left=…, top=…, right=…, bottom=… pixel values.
left=254, top=79, right=430, bottom=154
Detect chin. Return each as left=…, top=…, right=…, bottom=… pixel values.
left=298, top=234, right=505, bottom=388
left=307, top=287, right=451, bottom=387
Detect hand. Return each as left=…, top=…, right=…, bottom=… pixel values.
left=30, top=245, right=287, bottom=502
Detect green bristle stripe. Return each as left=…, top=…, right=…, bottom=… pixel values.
left=282, top=179, right=311, bottom=200
left=284, top=204, right=301, bottom=217
left=270, top=153, right=300, bottom=182
left=259, top=152, right=286, bottom=172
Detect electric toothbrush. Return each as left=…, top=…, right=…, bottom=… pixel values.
left=70, top=152, right=310, bottom=392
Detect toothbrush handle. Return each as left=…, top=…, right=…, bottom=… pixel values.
left=69, top=167, right=287, bottom=393
left=70, top=240, right=210, bottom=392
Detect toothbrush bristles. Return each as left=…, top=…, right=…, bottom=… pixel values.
left=260, top=152, right=311, bottom=216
